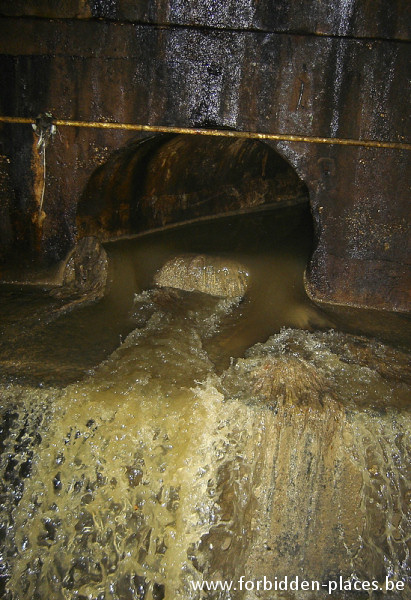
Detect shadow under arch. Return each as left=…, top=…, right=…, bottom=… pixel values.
left=76, top=133, right=310, bottom=242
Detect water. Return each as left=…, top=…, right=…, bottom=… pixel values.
left=0, top=205, right=328, bottom=386
left=0, top=205, right=410, bottom=599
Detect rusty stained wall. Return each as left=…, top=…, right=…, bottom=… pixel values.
left=0, top=1, right=410, bottom=311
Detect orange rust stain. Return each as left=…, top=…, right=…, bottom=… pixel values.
left=30, top=136, right=46, bottom=252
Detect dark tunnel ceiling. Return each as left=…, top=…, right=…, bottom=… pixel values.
left=76, top=134, right=309, bottom=241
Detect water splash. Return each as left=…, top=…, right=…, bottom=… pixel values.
left=0, top=209, right=409, bottom=599
left=1, top=307, right=410, bottom=599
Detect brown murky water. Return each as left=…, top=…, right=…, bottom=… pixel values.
left=0, top=206, right=410, bottom=599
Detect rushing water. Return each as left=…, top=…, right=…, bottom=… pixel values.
left=0, top=206, right=410, bottom=599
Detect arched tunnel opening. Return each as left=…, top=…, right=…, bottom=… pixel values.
left=1, top=133, right=324, bottom=385
left=0, top=3, right=410, bottom=596
left=51, top=133, right=328, bottom=379
left=0, top=135, right=410, bottom=600
left=75, top=133, right=310, bottom=241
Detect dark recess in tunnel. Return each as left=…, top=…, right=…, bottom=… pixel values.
left=76, top=133, right=310, bottom=243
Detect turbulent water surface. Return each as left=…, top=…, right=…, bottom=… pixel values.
left=0, top=206, right=410, bottom=599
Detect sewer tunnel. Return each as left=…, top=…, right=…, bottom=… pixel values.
left=75, top=133, right=310, bottom=240
left=0, top=9, right=410, bottom=597
left=0, top=131, right=410, bottom=600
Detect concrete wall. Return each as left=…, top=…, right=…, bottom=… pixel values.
left=0, top=1, right=409, bottom=311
